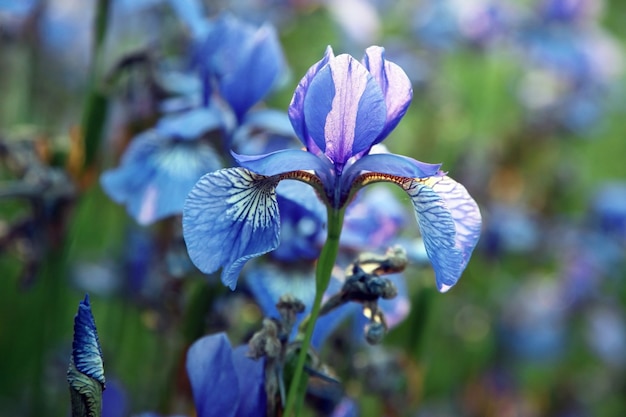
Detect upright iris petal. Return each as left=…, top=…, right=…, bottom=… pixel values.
left=303, top=54, right=387, bottom=168
left=362, top=46, right=413, bottom=144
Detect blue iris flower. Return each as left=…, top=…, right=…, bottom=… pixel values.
left=183, top=45, right=482, bottom=292
left=186, top=333, right=265, bottom=417
left=101, top=108, right=223, bottom=225
left=171, top=3, right=287, bottom=121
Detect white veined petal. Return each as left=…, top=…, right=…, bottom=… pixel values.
left=183, top=167, right=281, bottom=289
left=403, top=175, right=481, bottom=292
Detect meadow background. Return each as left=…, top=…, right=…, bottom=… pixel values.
left=1, top=0, right=625, bottom=416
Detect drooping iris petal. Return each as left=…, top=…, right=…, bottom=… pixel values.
left=289, top=45, right=335, bottom=152
left=183, top=168, right=280, bottom=289
left=362, top=46, right=413, bottom=142
left=186, top=334, right=240, bottom=417
left=72, top=294, right=105, bottom=385
left=101, top=135, right=222, bottom=225
left=304, top=55, right=387, bottom=168
left=403, top=175, right=481, bottom=292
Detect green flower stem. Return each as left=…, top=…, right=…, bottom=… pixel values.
left=283, top=207, right=345, bottom=416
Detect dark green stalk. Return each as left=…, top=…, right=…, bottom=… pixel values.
left=80, top=0, right=111, bottom=172
left=283, top=207, right=345, bottom=416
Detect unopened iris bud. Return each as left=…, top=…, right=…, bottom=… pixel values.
left=67, top=294, right=105, bottom=417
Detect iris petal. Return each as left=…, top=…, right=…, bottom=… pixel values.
left=231, top=346, right=266, bottom=417
left=403, top=175, right=481, bottom=292
left=183, top=168, right=280, bottom=289
left=362, top=46, right=413, bottom=142
left=344, top=153, right=441, bottom=187
left=221, top=23, right=285, bottom=120
left=186, top=334, right=239, bottom=417
left=101, top=137, right=222, bottom=225
left=289, top=46, right=335, bottom=151
left=304, top=55, right=387, bottom=167
left=234, top=149, right=332, bottom=178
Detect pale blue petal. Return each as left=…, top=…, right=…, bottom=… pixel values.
left=183, top=168, right=280, bottom=289
left=403, top=175, right=481, bottom=292
left=186, top=334, right=239, bottom=417
left=72, top=294, right=105, bottom=385
left=101, top=138, right=222, bottom=225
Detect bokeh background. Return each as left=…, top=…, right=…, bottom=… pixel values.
left=1, top=0, right=625, bottom=416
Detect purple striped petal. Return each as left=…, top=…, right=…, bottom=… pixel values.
left=183, top=168, right=280, bottom=289
left=362, top=46, right=413, bottom=143
left=289, top=46, right=335, bottom=151
left=304, top=55, right=387, bottom=168
left=403, top=175, right=481, bottom=292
